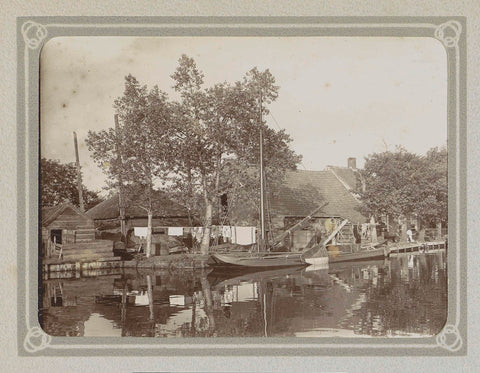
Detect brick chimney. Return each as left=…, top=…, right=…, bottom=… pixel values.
left=348, top=157, right=357, bottom=169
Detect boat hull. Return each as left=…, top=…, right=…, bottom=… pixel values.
left=208, top=266, right=306, bottom=288
left=208, top=252, right=306, bottom=268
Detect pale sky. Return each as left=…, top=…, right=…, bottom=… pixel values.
left=40, top=36, right=447, bottom=193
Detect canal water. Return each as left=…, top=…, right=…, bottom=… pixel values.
left=40, top=251, right=447, bottom=338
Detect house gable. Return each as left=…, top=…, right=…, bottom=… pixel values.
left=42, top=202, right=93, bottom=228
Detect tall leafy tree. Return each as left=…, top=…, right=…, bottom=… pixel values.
left=87, top=75, right=173, bottom=257
left=87, top=57, right=301, bottom=256
left=41, top=158, right=103, bottom=210
left=169, top=55, right=301, bottom=253
left=415, top=147, right=448, bottom=226
left=359, top=146, right=447, bottom=229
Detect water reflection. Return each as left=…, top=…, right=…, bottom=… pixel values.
left=40, top=251, right=447, bottom=338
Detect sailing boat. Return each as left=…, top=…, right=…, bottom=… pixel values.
left=208, top=95, right=308, bottom=269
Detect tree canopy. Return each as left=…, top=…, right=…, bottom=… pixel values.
left=359, top=146, right=447, bottom=226
left=86, top=55, right=302, bottom=253
left=41, top=158, right=103, bottom=210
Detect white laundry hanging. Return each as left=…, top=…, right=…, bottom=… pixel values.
left=168, top=227, right=184, bottom=236
left=133, top=227, right=148, bottom=238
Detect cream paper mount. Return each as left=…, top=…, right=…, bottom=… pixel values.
left=18, top=17, right=466, bottom=356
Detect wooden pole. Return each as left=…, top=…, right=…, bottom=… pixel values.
left=73, top=131, right=85, bottom=212
left=272, top=202, right=329, bottom=247
left=259, top=91, right=266, bottom=252
left=259, top=128, right=265, bottom=250
left=114, top=114, right=127, bottom=238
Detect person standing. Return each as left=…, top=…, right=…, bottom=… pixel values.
left=407, top=228, right=414, bottom=243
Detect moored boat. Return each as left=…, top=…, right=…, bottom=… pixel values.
left=327, top=246, right=388, bottom=263
left=207, top=94, right=317, bottom=269
left=208, top=251, right=305, bottom=268
left=207, top=265, right=306, bottom=288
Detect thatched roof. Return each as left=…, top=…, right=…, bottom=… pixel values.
left=86, top=190, right=190, bottom=221
left=325, top=165, right=363, bottom=192
left=270, top=169, right=367, bottom=224
left=42, top=202, right=92, bottom=226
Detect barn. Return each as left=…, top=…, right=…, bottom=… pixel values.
left=85, top=190, right=193, bottom=231
left=41, top=202, right=113, bottom=261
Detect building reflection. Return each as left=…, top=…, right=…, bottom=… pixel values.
left=40, top=252, right=447, bottom=338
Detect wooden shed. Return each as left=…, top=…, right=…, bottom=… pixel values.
left=41, top=202, right=114, bottom=262
left=42, top=202, right=95, bottom=244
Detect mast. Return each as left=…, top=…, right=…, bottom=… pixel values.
left=259, top=92, right=266, bottom=252
left=73, top=132, right=85, bottom=212
left=114, top=114, right=127, bottom=238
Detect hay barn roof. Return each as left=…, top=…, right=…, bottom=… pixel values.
left=86, top=190, right=190, bottom=220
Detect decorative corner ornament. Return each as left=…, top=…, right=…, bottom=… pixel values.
left=434, top=20, right=462, bottom=48
left=436, top=324, right=463, bottom=352
left=23, top=326, right=52, bottom=353
left=21, top=21, right=48, bottom=50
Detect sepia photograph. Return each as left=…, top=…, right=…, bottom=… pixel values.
left=39, top=35, right=448, bottom=339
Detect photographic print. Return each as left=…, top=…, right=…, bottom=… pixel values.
left=17, top=17, right=466, bottom=356
left=39, top=34, right=449, bottom=337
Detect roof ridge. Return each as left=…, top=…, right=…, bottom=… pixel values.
left=42, top=201, right=89, bottom=226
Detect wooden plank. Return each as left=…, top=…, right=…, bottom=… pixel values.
left=62, top=250, right=114, bottom=258
left=61, top=246, right=112, bottom=252
left=43, top=256, right=120, bottom=265
left=62, top=253, right=115, bottom=263
left=61, top=244, right=113, bottom=251
left=61, top=240, right=113, bottom=249
left=62, top=249, right=114, bottom=257
left=75, top=235, right=96, bottom=239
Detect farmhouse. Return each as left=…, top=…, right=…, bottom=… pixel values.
left=225, top=159, right=369, bottom=251
left=269, top=168, right=368, bottom=250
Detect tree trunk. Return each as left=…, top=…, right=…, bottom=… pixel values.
left=200, top=273, right=215, bottom=336
left=200, top=174, right=212, bottom=255
left=147, top=274, right=154, bottom=321
left=417, top=219, right=425, bottom=242
left=146, top=274, right=155, bottom=337
left=370, top=216, right=377, bottom=244
left=200, top=202, right=212, bottom=255
left=146, top=211, right=153, bottom=258
left=400, top=219, right=408, bottom=242
left=215, top=153, right=222, bottom=224
left=436, top=220, right=442, bottom=240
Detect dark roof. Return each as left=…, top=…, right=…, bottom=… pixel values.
left=270, top=169, right=367, bottom=223
left=42, top=202, right=92, bottom=226
left=86, top=190, right=190, bottom=220
left=325, top=166, right=361, bottom=191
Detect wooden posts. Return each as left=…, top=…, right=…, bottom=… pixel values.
left=114, top=114, right=127, bottom=239
left=73, top=131, right=85, bottom=212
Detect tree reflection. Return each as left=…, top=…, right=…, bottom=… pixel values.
left=40, top=253, right=447, bottom=338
